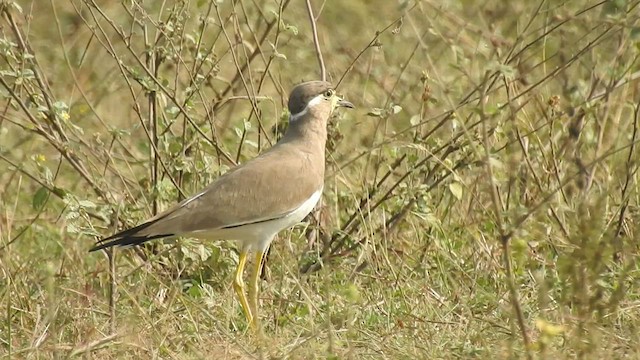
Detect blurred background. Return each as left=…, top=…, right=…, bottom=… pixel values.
left=1, top=0, right=639, bottom=358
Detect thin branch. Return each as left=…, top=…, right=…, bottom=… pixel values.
left=305, top=0, right=326, bottom=81
left=335, top=15, right=407, bottom=88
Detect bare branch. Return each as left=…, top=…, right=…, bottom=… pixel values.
left=305, top=0, right=326, bottom=81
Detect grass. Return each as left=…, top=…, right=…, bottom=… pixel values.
left=2, top=0, right=640, bottom=358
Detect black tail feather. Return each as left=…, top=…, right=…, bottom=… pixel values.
left=90, top=220, right=173, bottom=252
left=89, top=233, right=172, bottom=252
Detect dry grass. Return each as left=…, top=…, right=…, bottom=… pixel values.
left=2, top=0, right=640, bottom=358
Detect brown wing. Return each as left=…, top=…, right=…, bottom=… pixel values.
left=136, top=142, right=324, bottom=236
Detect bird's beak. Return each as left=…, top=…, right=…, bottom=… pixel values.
left=336, top=97, right=355, bottom=109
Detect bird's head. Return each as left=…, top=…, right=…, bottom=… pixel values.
left=288, top=81, right=354, bottom=122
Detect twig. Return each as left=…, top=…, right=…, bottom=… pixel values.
left=211, top=0, right=293, bottom=112
left=478, top=73, right=532, bottom=357
left=305, top=0, right=326, bottom=81
left=108, top=247, right=116, bottom=334
left=68, top=334, right=119, bottom=357
left=86, top=0, right=236, bottom=167
left=143, top=16, right=160, bottom=216
left=213, top=3, right=268, bottom=146
left=107, top=206, right=120, bottom=334
left=336, top=13, right=410, bottom=88
left=304, top=0, right=328, bottom=248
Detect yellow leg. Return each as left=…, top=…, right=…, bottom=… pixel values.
left=248, top=251, right=265, bottom=330
left=233, top=250, right=253, bottom=326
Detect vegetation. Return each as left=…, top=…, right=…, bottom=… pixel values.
left=1, top=0, right=640, bottom=358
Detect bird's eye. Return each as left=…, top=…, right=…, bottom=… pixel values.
left=324, top=89, right=334, bottom=98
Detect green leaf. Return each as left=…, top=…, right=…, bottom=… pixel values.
left=78, top=199, right=96, bottom=209
left=244, top=140, right=258, bottom=149
left=66, top=222, right=81, bottom=234
left=168, top=140, right=182, bottom=154
left=32, top=187, right=49, bottom=210
left=53, top=101, right=68, bottom=111
left=448, top=182, right=463, bottom=200
left=631, top=26, right=640, bottom=40
left=343, top=284, right=361, bottom=304
left=269, top=41, right=287, bottom=60
left=603, top=0, right=626, bottom=15
left=366, top=108, right=385, bottom=117
left=186, top=282, right=202, bottom=298
left=284, top=24, right=298, bottom=35
left=196, top=244, right=212, bottom=261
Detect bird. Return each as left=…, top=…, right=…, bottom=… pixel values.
left=90, top=80, right=354, bottom=330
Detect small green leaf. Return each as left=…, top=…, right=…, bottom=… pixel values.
left=284, top=24, right=298, bottom=35
left=535, top=318, right=565, bottom=336
left=343, top=284, right=361, bottom=303
left=78, top=199, right=96, bottom=209
left=449, top=182, right=463, bottom=200
left=244, top=140, right=258, bottom=149
left=196, top=244, right=212, bottom=261
left=20, top=69, right=34, bottom=79
left=165, top=105, right=180, bottom=117
left=32, top=187, right=49, bottom=210
left=488, top=157, right=504, bottom=169
left=66, top=222, right=81, bottom=234
left=603, top=0, right=626, bottom=15
left=186, top=283, right=202, bottom=298
left=269, top=41, right=287, bottom=60
left=0, top=70, right=16, bottom=77
left=168, top=140, right=182, bottom=154
left=367, top=108, right=385, bottom=117
left=53, top=101, right=68, bottom=111
left=631, top=27, right=640, bottom=40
